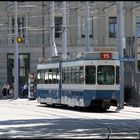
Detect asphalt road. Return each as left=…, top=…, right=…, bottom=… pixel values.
left=0, top=99, right=140, bottom=139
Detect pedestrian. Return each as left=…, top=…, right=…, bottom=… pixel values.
left=32, top=84, right=37, bottom=99
left=97, top=72, right=104, bottom=84
left=106, top=72, right=114, bottom=84
left=22, top=83, right=28, bottom=98
left=6, top=83, right=10, bottom=98
left=9, top=83, right=14, bottom=98
left=2, top=84, right=7, bottom=99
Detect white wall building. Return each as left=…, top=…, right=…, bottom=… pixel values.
left=0, top=1, right=140, bottom=99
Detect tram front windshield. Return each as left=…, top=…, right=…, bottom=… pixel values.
left=97, top=65, right=114, bottom=85
left=85, top=65, right=115, bottom=85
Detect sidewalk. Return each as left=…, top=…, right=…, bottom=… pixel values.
left=0, top=98, right=38, bottom=106
left=1, top=98, right=140, bottom=113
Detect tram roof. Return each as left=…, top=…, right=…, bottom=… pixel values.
left=38, top=51, right=119, bottom=64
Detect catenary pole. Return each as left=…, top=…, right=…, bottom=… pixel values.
left=50, top=1, right=54, bottom=56
left=117, top=1, right=124, bottom=109
left=14, top=1, right=19, bottom=99
left=50, top=1, right=58, bottom=56
left=84, top=1, right=90, bottom=52
left=62, top=1, right=67, bottom=59
left=42, top=1, right=45, bottom=58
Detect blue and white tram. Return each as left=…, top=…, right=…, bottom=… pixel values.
left=36, top=52, right=121, bottom=111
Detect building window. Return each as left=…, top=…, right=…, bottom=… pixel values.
left=136, top=60, right=140, bottom=72
left=55, top=16, right=62, bottom=38
left=107, top=1, right=116, bottom=3
left=81, top=16, right=93, bottom=38
left=55, top=1, right=62, bottom=9
left=136, top=16, right=140, bottom=38
left=7, top=53, right=30, bottom=91
left=12, top=16, right=26, bottom=44
left=109, top=17, right=117, bottom=38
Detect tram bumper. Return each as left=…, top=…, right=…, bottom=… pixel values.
left=102, top=99, right=111, bottom=108
left=90, top=99, right=112, bottom=109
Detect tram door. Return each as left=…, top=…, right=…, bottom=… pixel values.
left=7, top=53, right=30, bottom=94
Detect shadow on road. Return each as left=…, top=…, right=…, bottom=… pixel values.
left=0, top=118, right=140, bottom=139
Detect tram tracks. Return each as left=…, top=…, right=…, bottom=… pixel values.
left=1, top=100, right=140, bottom=139
left=18, top=104, right=140, bottom=139
left=0, top=103, right=119, bottom=139
left=22, top=105, right=140, bottom=139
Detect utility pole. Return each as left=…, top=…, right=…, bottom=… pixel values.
left=42, top=1, right=45, bottom=58
left=50, top=1, right=58, bottom=57
left=14, top=1, right=19, bottom=99
left=62, top=1, right=67, bottom=59
left=117, top=1, right=125, bottom=109
left=84, top=1, right=90, bottom=52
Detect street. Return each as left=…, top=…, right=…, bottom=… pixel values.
left=0, top=99, right=140, bottom=139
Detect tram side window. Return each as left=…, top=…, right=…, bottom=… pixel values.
left=85, top=66, right=96, bottom=84
left=37, top=70, right=40, bottom=84
left=52, top=68, right=59, bottom=84
left=46, top=68, right=60, bottom=84
left=75, top=67, right=80, bottom=84
left=62, top=67, right=68, bottom=84
left=67, top=67, right=72, bottom=84
left=62, top=66, right=84, bottom=84
left=37, top=70, right=45, bottom=84
left=62, top=68, right=66, bottom=84
left=48, top=69, right=53, bottom=84
left=56, top=68, right=60, bottom=83
left=79, top=66, right=84, bottom=84
left=71, top=67, right=76, bottom=84
left=45, top=69, right=49, bottom=84
left=116, top=66, right=120, bottom=84
left=64, top=67, right=68, bottom=84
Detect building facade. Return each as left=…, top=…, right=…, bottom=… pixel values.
left=0, top=1, right=140, bottom=102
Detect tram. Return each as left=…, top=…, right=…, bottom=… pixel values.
left=36, top=51, right=121, bottom=111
